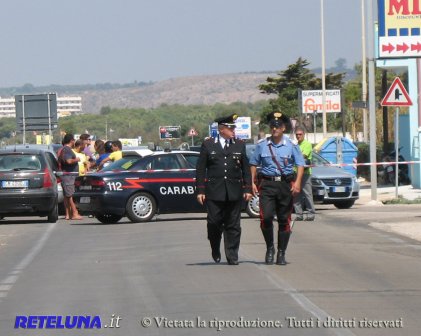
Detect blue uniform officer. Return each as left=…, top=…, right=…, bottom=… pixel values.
left=249, top=111, right=304, bottom=265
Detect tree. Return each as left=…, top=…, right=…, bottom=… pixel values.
left=258, top=57, right=346, bottom=130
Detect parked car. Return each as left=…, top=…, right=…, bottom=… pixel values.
left=74, top=151, right=205, bottom=223
left=0, top=148, right=63, bottom=222
left=311, top=151, right=360, bottom=209
left=2, top=143, right=63, bottom=157
left=244, top=144, right=360, bottom=217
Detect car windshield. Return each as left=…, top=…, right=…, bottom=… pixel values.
left=101, top=156, right=142, bottom=172
left=312, top=152, right=330, bottom=165
left=0, top=154, right=42, bottom=171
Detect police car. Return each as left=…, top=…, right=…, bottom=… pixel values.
left=74, top=150, right=206, bottom=223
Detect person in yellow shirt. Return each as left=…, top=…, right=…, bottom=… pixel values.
left=72, top=139, right=89, bottom=176
left=98, top=140, right=122, bottom=169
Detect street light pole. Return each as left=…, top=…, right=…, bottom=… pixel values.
left=361, top=0, right=368, bottom=142
left=367, top=0, right=378, bottom=201
left=321, top=0, right=327, bottom=137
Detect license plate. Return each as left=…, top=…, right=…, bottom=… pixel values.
left=80, top=197, right=91, bottom=204
left=332, top=186, right=346, bottom=192
left=2, top=180, right=29, bottom=188
left=79, top=185, right=92, bottom=191
left=317, top=189, right=325, bottom=195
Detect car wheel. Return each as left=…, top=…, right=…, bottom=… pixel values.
left=333, top=200, right=355, bottom=209
left=47, top=201, right=59, bottom=223
left=96, top=213, right=122, bottom=224
left=126, top=192, right=157, bottom=222
left=246, top=194, right=260, bottom=218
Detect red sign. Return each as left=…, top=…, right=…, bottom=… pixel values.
left=380, top=77, right=413, bottom=106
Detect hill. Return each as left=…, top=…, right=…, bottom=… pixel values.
left=77, top=72, right=276, bottom=114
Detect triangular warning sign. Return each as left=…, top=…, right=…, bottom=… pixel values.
left=380, top=77, right=413, bottom=107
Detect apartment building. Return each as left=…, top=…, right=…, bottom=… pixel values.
left=0, top=95, right=82, bottom=118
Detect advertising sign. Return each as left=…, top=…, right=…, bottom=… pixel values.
left=234, top=117, right=251, bottom=140
left=301, top=90, right=341, bottom=114
left=119, top=138, right=141, bottom=147
left=378, top=0, right=421, bottom=58
left=159, top=126, right=181, bottom=140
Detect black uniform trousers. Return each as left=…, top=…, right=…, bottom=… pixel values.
left=206, top=198, right=242, bottom=263
left=259, top=179, right=293, bottom=233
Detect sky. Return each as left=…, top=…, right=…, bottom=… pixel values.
left=0, top=0, right=370, bottom=88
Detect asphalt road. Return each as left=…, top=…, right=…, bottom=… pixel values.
left=1, top=204, right=420, bottom=336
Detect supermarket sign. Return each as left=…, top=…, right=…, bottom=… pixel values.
left=378, top=0, right=421, bottom=58
left=301, top=90, right=341, bottom=114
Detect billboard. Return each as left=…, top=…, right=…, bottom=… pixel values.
left=234, top=117, right=251, bottom=140
left=15, top=93, right=58, bottom=131
left=301, top=90, right=341, bottom=114
left=159, top=126, right=181, bottom=140
left=378, top=0, right=421, bottom=58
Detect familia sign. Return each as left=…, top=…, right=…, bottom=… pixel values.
left=301, top=90, right=341, bottom=114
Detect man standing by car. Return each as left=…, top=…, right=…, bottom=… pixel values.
left=196, top=114, right=252, bottom=265
left=60, top=133, right=82, bottom=220
left=293, top=126, right=316, bottom=221
left=249, top=112, right=304, bottom=266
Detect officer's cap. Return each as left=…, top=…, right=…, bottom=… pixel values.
left=215, top=114, right=238, bottom=128
left=267, top=111, right=290, bottom=128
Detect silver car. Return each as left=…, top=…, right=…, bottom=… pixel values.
left=311, top=152, right=360, bottom=209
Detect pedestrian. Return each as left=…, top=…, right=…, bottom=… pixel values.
left=79, top=133, right=95, bottom=162
left=59, top=133, right=83, bottom=220
left=72, top=139, right=89, bottom=176
left=196, top=114, right=252, bottom=265
left=98, top=140, right=122, bottom=170
left=293, top=126, right=316, bottom=221
left=249, top=111, right=305, bottom=265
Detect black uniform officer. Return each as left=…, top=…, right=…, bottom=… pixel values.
left=196, top=114, right=253, bottom=265
left=249, top=112, right=305, bottom=266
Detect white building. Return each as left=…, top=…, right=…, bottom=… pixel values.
left=0, top=97, right=16, bottom=118
left=0, top=95, right=82, bottom=118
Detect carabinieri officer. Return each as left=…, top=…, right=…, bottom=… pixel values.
left=249, top=111, right=305, bottom=266
left=196, top=114, right=252, bottom=265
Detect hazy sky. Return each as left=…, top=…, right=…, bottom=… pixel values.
left=0, top=0, right=369, bottom=88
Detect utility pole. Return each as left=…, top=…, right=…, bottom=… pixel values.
left=361, top=0, right=368, bottom=142
left=367, top=0, right=378, bottom=201
left=320, top=0, right=327, bottom=137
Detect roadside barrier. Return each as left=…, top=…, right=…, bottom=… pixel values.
left=58, top=159, right=421, bottom=176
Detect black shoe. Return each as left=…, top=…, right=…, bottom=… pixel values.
left=212, top=251, right=221, bottom=263
left=227, top=259, right=239, bottom=265
left=276, top=250, right=287, bottom=265
left=265, top=246, right=275, bottom=264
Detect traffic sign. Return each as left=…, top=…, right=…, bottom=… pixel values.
left=380, top=77, right=413, bottom=107
left=188, top=128, right=198, bottom=136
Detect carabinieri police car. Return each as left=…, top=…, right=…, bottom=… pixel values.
left=74, top=149, right=211, bottom=223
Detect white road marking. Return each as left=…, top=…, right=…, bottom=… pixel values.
left=241, top=249, right=357, bottom=336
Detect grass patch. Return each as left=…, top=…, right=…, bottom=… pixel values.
left=383, top=196, right=421, bottom=205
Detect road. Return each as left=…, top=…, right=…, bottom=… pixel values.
left=1, top=204, right=420, bottom=336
